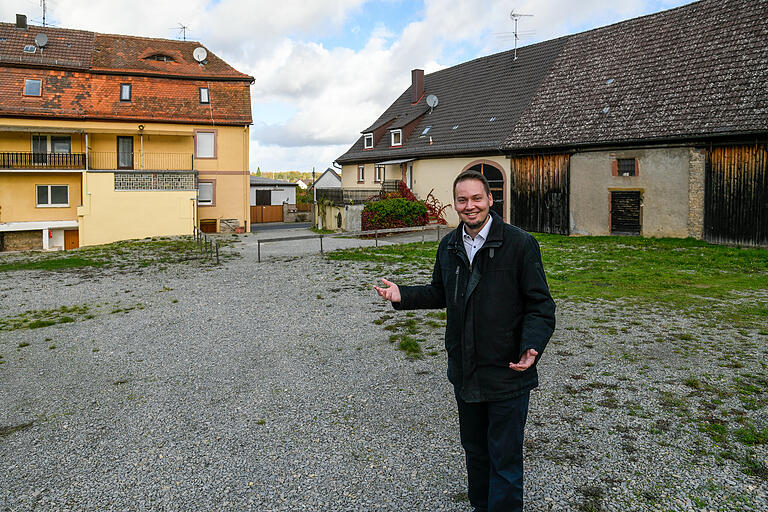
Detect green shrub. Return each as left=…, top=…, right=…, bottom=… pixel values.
left=362, top=197, right=428, bottom=231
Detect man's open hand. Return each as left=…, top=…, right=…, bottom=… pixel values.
left=509, top=349, right=538, bottom=371
left=373, top=278, right=401, bottom=303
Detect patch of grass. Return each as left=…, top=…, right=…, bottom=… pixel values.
left=734, top=424, right=768, bottom=446
left=0, top=420, right=34, bottom=437
left=397, top=335, right=422, bottom=358
left=0, top=304, right=91, bottom=332
left=0, top=236, right=228, bottom=273
left=328, top=236, right=768, bottom=328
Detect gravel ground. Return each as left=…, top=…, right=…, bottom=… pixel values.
left=0, top=233, right=766, bottom=511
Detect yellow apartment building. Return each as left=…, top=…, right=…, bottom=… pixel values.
left=0, top=14, right=253, bottom=251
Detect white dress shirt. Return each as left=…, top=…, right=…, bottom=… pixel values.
left=462, top=215, right=492, bottom=265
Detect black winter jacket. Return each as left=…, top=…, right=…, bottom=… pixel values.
left=394, top=211, right=556, bottom=402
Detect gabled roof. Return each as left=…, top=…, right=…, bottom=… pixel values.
left=0, top=20, right=253, bottom=125
left=337, top=0, right=768, bottom=164
left=504, top=0, right=768, bottom=149
left=309, top=168, right=342, bottom=189
left=338, top=35, right=566, bottom=163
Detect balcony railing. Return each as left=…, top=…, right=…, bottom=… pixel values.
left=89, top=152, right=193, bottom=171
left=318, top=188, right=383, bottom=205
left=0, top=151, right=194, bottom=171
left=0, top=152, right=86, bottom=169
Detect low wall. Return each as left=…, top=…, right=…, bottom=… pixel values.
left=1, top=230, right=42, bottom=251
left=283, top=203, right=313, bottom=223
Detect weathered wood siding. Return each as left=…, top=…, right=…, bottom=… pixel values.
left=509, top=154, right=570, bottom=235
left=705, top=144, right=768, bottom=247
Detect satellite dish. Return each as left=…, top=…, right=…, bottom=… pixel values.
left=426, top=94, right=439, bottom=108
left=192, top=46, right=208, bottom=62
left=34, top=33, right=48, bottom=47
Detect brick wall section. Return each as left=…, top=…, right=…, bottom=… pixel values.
left=2, top=231, right=42, bottom=251
left=687, top=148, right=706, bottom=239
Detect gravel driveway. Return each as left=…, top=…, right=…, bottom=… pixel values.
left=1, top=234, right=766, bottom=511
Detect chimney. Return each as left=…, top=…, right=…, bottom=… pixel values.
left=411, top=69, right=424, bottom=103
left=15, top=14, right=27, bottom=30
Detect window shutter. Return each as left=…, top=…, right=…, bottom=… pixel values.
left=611, top=159, right=618, bottom=176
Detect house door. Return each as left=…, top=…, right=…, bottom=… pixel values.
left=64, top=230, right=79, bottom=250
left=610, top=191, right=642, bottom=235
left=117, top=136, right=133, bottom=169
left=468, top=163, right=504, bottom=220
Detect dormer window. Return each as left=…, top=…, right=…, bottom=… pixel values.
left=199, top=87, right=210, bottom=104
left=363, top=133, right=373, bottom=149
left=146, top=54, right=175, bottom=62
left=391, top=129, right=402, bottom=147
left=120, top=83, right=131, bottom=102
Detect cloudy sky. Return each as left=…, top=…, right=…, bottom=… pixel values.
left=3, top=0, right=694, bottom=173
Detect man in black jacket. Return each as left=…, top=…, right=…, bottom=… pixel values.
left=374, top=170, right=556, bottom=512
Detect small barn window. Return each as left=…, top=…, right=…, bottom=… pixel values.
left=145, top=54, right=175, bottom=62
left=199, top=87, right=210, bottom=104
left=613, top=158, right=638, bottom=176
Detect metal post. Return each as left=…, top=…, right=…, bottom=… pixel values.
left=257, top=240, right=261, bottom=262
left=375, top=230, right=378, bottom=247
left=421, top=225, right=425, bottom=243
left=320, top=236, right=324, bottom=254
left=215, top=242, right=219, bottom=264
left=437, top=225, right=440, bottom=241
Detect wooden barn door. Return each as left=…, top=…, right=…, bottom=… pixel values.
left=509, top=154, right=570, bottom=234
left=705, top=144, right=768, bottom=247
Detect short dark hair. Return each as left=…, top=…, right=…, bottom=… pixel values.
left=453, top=170, right=490, bottom=198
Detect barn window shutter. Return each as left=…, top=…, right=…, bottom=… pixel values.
left=611, top=159, right=618, bottom=176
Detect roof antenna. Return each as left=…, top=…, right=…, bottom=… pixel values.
left=176, top=23, right=189, bottom=41
left=40, top=0, right=47, bottom=27
left=509, top=10, right=533, bottom=61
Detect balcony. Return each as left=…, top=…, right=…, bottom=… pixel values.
left=89, top=152, right=193, bottom=171
left=0, top=152, right=193, bottom=171
left=0, top=152, right=86, bottom=169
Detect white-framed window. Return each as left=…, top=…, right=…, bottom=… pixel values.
left=198, top=181, right=214, bottom=206
left=120, top=83, right=131, bottom=101
left=36, top=185, right=68, bottom=207
left=363, top=133, right=373, bottom=149
left=357, top=164, right=365, bottom=183
left=195, top=130, right=216, bottom=159
left=199, top=87, right=210, bottom=104
left=391, top=129, right=402, bottom=147
left=24, top=79, right=42, bottom=96
left=375, top=166, right=384, bottom=182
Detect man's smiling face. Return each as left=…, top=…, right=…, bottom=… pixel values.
left=454, top=177, right=493, bottom=235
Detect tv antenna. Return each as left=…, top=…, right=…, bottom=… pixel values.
left=40, top=0, right=47, bottom=26
left=175, top=23, right=190, bottom=41
left=509, top=10, right=533, bottom=61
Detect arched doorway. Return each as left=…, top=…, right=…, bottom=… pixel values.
left=467, top=162, right=504, bottom=220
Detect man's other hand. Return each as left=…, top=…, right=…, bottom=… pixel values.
left=373, top=278, right=401, bottom=303
left=509, top=349, right=538, bottom=371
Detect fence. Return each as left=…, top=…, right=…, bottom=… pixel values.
left=255, top=224, right=443, bottom=262
left=318, top=188, right=383, bottom=205
left=193, top=226, right=220, bottom=264
left=0, top=152, right=86, bottom=169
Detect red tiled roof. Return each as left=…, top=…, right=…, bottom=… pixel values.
left=92, top=33, right=251, bottom=80
left=0, top=21, right=253, bottom=125
left=0, top=67, right=252, bottom=125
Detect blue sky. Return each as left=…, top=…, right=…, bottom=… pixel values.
left=2, top=0, right=696, bottom=172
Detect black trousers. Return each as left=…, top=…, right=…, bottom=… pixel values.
left=454, top=389, right=530, bottom=512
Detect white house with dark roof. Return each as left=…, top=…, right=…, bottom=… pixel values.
left=335, top=0, right=767, bottom=247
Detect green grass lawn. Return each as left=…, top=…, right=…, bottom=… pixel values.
left=0, top=236, right=218, bottom=272
left=328, top=235, right=768, bottom=328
